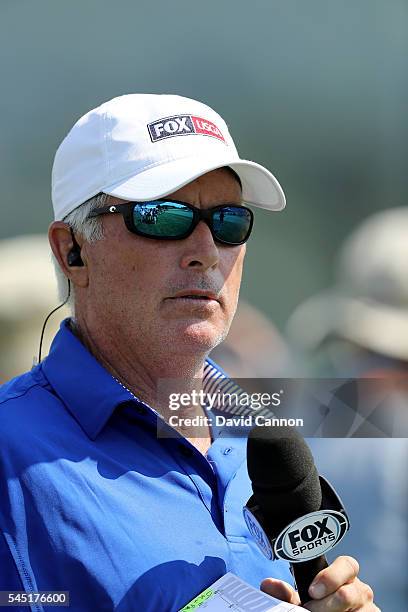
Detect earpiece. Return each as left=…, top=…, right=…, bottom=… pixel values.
left=34, top=229, right=82, bottom=366
left=67, top=228, right=84, bottom=267
left=67, top=247, right=84, bottom=267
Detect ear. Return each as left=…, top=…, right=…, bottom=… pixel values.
left=48, top=222, right=89, bottom=289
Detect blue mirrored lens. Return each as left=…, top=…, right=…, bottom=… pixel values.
left=133, top=202, right=193, bottom=237
left=212, top=207, right=252, bottom=243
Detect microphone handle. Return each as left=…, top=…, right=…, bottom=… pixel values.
left=291, top=555, right=328, bottom=605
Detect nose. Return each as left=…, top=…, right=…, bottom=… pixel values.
left=179, top=221, right=219, bottom=270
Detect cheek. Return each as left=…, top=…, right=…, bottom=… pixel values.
left=89, top=244, right=173, bottom=312
left=221, top=247, right=246, bottom=307
left=86, top=247, right=137, bottom=304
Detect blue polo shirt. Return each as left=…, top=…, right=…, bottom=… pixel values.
left=0, top=319, right=291, bottom=611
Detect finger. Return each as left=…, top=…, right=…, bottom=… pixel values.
left=260, top=578, right=301, bottom=605
left=304, top=579, right=375, bottom=612
left=309, top=556, right=360, bottom=600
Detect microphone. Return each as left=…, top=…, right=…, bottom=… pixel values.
left=243, top=425, right=349, bottom=605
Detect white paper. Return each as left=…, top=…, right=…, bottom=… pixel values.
left=179, top=572, right=304, bottom=611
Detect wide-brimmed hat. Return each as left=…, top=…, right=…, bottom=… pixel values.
left=287, top=207, right=408, bottom=361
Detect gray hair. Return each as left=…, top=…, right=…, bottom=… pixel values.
left=52, top=193, right=109, bottom=313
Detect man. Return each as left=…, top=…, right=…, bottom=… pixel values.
left=0, top=94, right=377, bottom=610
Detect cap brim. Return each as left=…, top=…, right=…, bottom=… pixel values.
left=103, top=156, right=286, bottom=211
left=287, top=292, right=408, bottom=362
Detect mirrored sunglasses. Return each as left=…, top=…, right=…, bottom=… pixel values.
left=88, top=198, right=254, bottom=246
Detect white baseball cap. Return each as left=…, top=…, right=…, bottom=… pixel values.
left=51, top=93, right=286, bottom=220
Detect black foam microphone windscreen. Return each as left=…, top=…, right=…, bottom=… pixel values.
left=247, top=425, right=322, bottom=535
left=247, top=425, right=327, bottom=604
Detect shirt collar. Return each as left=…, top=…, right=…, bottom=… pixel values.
left=42, top=319, right=138, bottom=440
left=41, top=318, right=230, bottom=441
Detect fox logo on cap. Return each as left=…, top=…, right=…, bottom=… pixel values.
left=148, top=114, right=226, bottom=143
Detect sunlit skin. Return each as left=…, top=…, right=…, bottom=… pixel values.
left=49, top=168, right=245, bottom=449
left=49, top=168, right=378, bottom=611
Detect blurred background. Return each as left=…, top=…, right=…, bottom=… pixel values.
left=1, top=0, right=407, bottom=331
left=1, top=0, right=407, bottom=609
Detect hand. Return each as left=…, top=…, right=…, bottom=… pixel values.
left=261, top=556, right=379, bottom=610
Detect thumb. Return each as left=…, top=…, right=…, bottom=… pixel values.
left=260, top=578, right=301, bottom=605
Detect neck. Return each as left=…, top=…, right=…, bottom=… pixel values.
left=70, top=318, right=213, bottom=453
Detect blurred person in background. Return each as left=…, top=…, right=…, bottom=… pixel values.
left=287, top=206, right=408, bottom=611
left=210, top=299, right=291, bottom=379
left=0, top=235, right=69, bottom=383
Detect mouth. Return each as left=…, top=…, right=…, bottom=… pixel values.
left=167, top=290, right=221, bottom=303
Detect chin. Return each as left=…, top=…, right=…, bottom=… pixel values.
left=174, top=321, right=227, bottom=353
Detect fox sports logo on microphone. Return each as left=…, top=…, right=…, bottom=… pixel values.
left=274, top=510, right=349, bottom=562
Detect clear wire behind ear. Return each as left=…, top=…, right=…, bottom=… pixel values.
left=33, top=278, right=71, bottom=367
